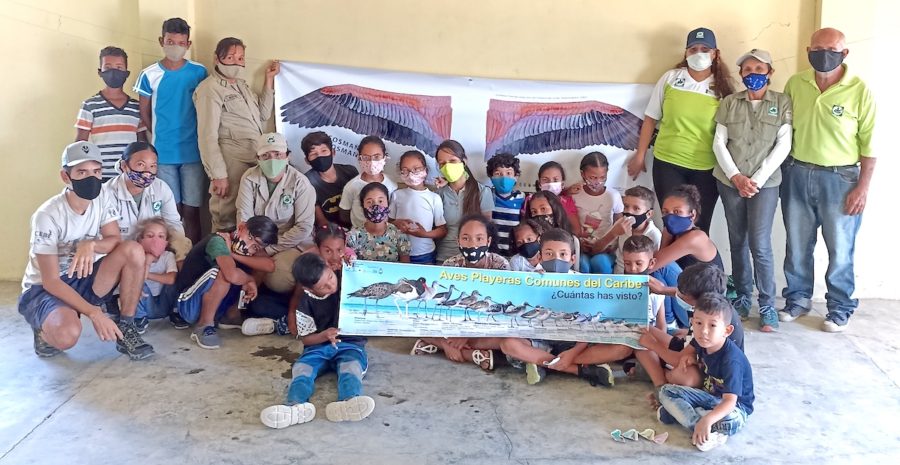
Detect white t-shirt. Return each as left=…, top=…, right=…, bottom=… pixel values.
left=389, top=188, right=446, bottom=257
left=649, top=293, right=666, bottom=326
left=573, top=188, right=623, bottom=239
left=339, top=175, right=398, bottom=229
left=509, top=254, right=539, bottom=272
left=22, top=190, right=120, bottom=291
left=145, top=251, right=177, bottom=296
left=614, top=221, right=663, bottom=274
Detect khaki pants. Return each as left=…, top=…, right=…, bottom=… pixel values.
left=209, top=138, right=257, bottom=231
left=264, top=248, right=303, bottom=294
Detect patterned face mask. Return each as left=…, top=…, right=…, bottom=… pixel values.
left=460, top=245, right=489, bottom=263
left=363, top=204, right=389, bottom=223
left=360, top=158, right=386, bottom=176
left=125, top=165, right=156, bottom=188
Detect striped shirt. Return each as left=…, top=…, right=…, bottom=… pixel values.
left=74, top=93, right=146, bottom=180
left=491, top=190, right=526, bottom=256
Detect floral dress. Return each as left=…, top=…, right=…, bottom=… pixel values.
left=346, top=223, right=411, bottom=262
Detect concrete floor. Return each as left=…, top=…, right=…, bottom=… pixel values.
left=1, top=281, right=899, bottom=465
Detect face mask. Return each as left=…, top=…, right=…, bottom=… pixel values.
left=519, top=241, right=541, bottom=259
left=541, top=181, right=563, bottom=196
left=808, top=49, right=844, bottom=73
left=125, top=165, right=156, bottom=189
left=231, top=237, right=252, bottom=256
left=460, top=245, right=489, bottom=263
left=359, top=159, right=386, bottom=176
left=541, top=259, right=572, bottom=274
left=70, top=176, right=102, bottom=200
left=218, top=63, right=244, bottom=79
left=440, top=162, right=466, bottom=183
left=742, top=73, right=768, bottom=92
left=140, top=237, right=168, bottom=257
left=675, top=294, right=694, bottom=313
left=99, top=69, right=130, bottom=88
left=491, top=176, right=516, bottom=194
left=162, top=44, right=187, bottom=61
left=535, top=214, right=556, bottom=227
left=308, top=155, right=333, bottom=172
left=584, top=179, right=605, bottom=192
left=622, top=211, right=649, bottom=227
left=259, top=159, right=288, bottom=179
left=662, top=214, right=694, bottom=236
left=363, top=204, right=390, bottom=223
left=401, top=170, right=427, bottom=187
left=686, top=52, right=713, bottom=71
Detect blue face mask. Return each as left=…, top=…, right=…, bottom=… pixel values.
left=662, top=214, right=693, bottom=236
left=541, top=259, right=572, bottom=273
left=675, top=293, right=694, bottom=313
left=742, top=73, right=768, bottom=91
left=519, top=241, right=541, bottom=259
left=491, top=176, right=516, bottom=195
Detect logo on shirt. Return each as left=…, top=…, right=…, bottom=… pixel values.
left=832, top=105, right=844, bottom=117
left=152, top=201, right=162, bottom=213
left=281, top=193, right=294, bottom=206
left=768, top=106, right=778, bottom=116
left=673, top=78, right=685, bottom=88
left=34, top=230, right=52, bottom=240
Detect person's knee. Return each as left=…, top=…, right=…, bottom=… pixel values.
left=337, top=359, right=364, bottom=378
left=612, top=345, right=634, bottom=360
left=291, top=362, right=315, bottom=380
left=42, top=309, right=82, bottom=349
left=117, top=240, right=147, bottom=268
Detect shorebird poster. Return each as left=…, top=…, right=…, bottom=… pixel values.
left=339, top=260, right=650, bottom=348
left=275, top=61, right=654, bottom=193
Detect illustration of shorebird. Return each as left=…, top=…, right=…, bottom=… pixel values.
left=466, top=296, right=495, bottom=322
left=504, top=302, right=532, bottom=327
left=521, top=306, right=552, bottom=327
left=451, top=291, right=482, bottom=322
left=429, top=284, right=457, bottom=320
left=348, top=281, right=398, bottom=316
left=483, top=300, right=510, bottom=323
left=391, top=278, right=427, bottom=318
left=410, top=280, right=444, bottom=317
left=553, top=311, right=580, bottom=327
left=439, top=291, right=470, bottom=323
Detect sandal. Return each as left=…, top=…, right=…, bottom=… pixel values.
left=410, top=339, right=439, bottom=355
left=472, top=349, right=494, bottom=371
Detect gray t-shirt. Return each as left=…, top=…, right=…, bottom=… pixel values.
left=435, top=181, right=494, bottom=262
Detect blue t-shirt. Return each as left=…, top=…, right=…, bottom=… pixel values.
left=134, top=60, right=207, bottom=165
left=691, top=337, right=754, bottom=415
left=491, top=190, right=525, bottom=256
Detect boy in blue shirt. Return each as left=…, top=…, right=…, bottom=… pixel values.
left=657, top=292, right=754, bottom=452
left=134, top=17, right=207, bottom=244
left=487, top=153, right=526, bottom=257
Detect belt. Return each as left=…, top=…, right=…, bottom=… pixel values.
left=789, top=157, right=858, bottom=172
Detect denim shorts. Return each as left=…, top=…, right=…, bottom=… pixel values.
left=18, top=258, right=112, bottom=330
left=157, top=162, right=206, bottom=207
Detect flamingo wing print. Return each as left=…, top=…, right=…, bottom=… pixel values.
left=280, top=84, right=453, bottom=155
left=485, top=99, right=643, bottom=160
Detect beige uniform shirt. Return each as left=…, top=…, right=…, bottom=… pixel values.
left=236, top=166, right=316, bottom=255
left=194, top=68, right=275, bottom=179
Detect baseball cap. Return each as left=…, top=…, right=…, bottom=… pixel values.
left=686, top=27, right=717, bottom=49
left=61, top=141, right=103, bottom=168
left=736, top=48, right=773, bottom=67
left=256, top=132, right=288, bottom=155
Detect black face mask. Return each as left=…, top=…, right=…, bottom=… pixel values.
left=622, top=211, right=649, bottom=227
left=70, top=176, right=102, bottom=200
left=99, top=69, right=130, bottom=88
left=460, top=245, right=489, bottom=263
left=308, top=155, right=333, bottom=173
left=519, top=241, right=541, bottom=259
left=535, top=214, right=556, bottom=227
left=808, top=49, right=844, bottom=73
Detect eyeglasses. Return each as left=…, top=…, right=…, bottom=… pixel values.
left=258, top=151, right=288, bottom=161
left=359, top=154, right=386, bottom=162
left=399, top=167, right=426, bottom=177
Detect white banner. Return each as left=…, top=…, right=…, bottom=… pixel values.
left=274, top=61, right=654, bottom=191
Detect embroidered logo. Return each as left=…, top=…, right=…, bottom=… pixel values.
left=696, top=31, right=705, bottom=39
left=81, top=145, right=90, bottom=153
left=281, top=194, right=293, bottom=206
left=267, top=135, right=276, bottom=143
left=768, top=106, right=778, bottom=116
left=673, top=78, right=685, bottom=88
left=832, top=105, right=844, bottom=117
left=152, top=201, right=162, bottom=213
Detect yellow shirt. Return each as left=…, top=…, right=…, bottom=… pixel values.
left=784, top=65, right=876, bottom=166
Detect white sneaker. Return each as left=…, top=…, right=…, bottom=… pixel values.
left=695, top=431, right=729, bottom=451
left=325, top=395, right=375, bottom=422
left=260, top=402, right=316, bottom=429
left=242, top=318, right=276, bottom=336
left=822, top=319, right=849, bottom=333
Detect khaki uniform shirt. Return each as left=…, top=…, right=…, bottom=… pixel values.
left=236, top=166, right=316, bottom=255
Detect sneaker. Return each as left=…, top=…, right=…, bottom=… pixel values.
left=217, top=315, right=243, bottom=330
left=525, top=362, right=546, bottom=385
left=410, top=339, right=439, bottom=355
left=578, top=363, right=614, bottom=387
left=116, top=321, right=155, bottom=360
left=695, top=431, right=729, bottom=452
left=33, top=329, right=61, bottom=358
left=260, top=402, right=316, bottom=429
left=758, top=305, right=779, bottom=332
left=241, top=318, right=275, bottom=336
left=656, top=406, right=677, bottom=425
left=730, top=295, right=752, bottom=321
left=325, top=395, right=376, bottom=422
left=274, top=316, right=290, bottom=336
left=134, top=317, right=150, bottom=335
left=778, top=303, right=810, bottom=322
left=191, top=325, right=221, bottom=349
left=169, top=312, right=190, bottom=330
left=822, top=312, right=850, bottom=333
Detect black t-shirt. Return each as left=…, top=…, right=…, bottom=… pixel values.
left=304, top=164, right=358, bottom=225
left=175, top=234, right=216, bottom=294
left=690, top=337, right=755, bottom=415
left=295, top=290, right=366, bottom=347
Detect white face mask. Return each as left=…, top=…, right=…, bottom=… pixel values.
left=163, top=44, right=187, bottom=61
left=541, top=181, right=563, bottom=196
left=686, top=52, right=713, bottom=71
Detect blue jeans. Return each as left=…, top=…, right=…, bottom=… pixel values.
left=580, top=252, right=614, bottom=274
left=780, top=160, right=862, bottom=317
left=717, top=182, right=779, bottom=308
left=157, top=162, right=206, bottom=207
left=136, top=283, right=178, bottom=319
left=658, top=384, right=748, bottom=436
left=287, top=342, right=368, bottom=404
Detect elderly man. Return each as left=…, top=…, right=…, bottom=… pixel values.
left=779, top=27, right=876, bottom=332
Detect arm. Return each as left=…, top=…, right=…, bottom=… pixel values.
left=215, top=254, right=253, bottom=284
left=654, top=300, right=666, bottom=332
left=269, top=179, right=316, bottom=254
left=138, top=96, right=152, bottom=137
left=231, top=251, right=276, bottom=273
left=749, top=124, right=792, bottom=186
left=257, top=61, right=278, bottom=122
left=313, top=206, right=329, bottom=228
left=693, top=393, right=738, bottom=445
left=147, top=271, right=176, bottom=285
left=301, top=327, right=339, bottom=347
left=234, top=173, right=255, bottom=224
left=712, top=123, right=741, bottom=180
left=68, top=221, right=123, bottom=278
left=193, top=85, right=229, bottom=183
left=339, top=209, right=352, bottom=228
left=75, top=129, right=90, bottom=141
left=650, top=234, right=698, bottom=271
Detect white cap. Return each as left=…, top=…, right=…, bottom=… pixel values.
left=736, top=48, right=773, bottom=67
left=61, top=141, right=103, bottom=168
left=256, top=132, right=288, bottom=155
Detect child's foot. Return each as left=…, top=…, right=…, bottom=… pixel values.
left=646, top=391, right=661, bottom=409
left=169, top=312, right=190, bottom=330
left=191, top=326, right=221, bottom=349
left=525, top=362, right=546, bottom=385
left=241, top=318, right=275, bottom=336
left=260, top=402, right=316, bottom=429
left=472, top=349, right=494, bottom=371
left=758, top=305, right=779, bottom=332
left=325, top=396, right=375, bottom=422
left=134, top=317, right=150, bottom=334
left=217, top=315, right=243, bottom=330
left=656, top=406, right=677, bottom=425
left=577, top=363, right=614, bottom=387
left=695, top=431, right=729, bottom=452
left=410, top=339, right=439, bottom=355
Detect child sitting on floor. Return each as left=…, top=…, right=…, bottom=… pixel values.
left=132, top=217, right=178, bottom=334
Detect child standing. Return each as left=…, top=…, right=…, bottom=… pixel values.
left=572, top=152, right=623, bottom=273
left=390, top=150, right=447, bottom=264
left=509, top=219, right=546, bottom=272
left=657, top=293, right=754, bottom=452
left=339, top=136, right=398, bottom=229
left=132, top=217, right=178, bottom=334
left=260, top=253, right=375, bottom=428
left=76, top=46, right=146, bottom=181
left=487, top=153, right=526, bottom=257
left=347, top=183, right=411, bottom=263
